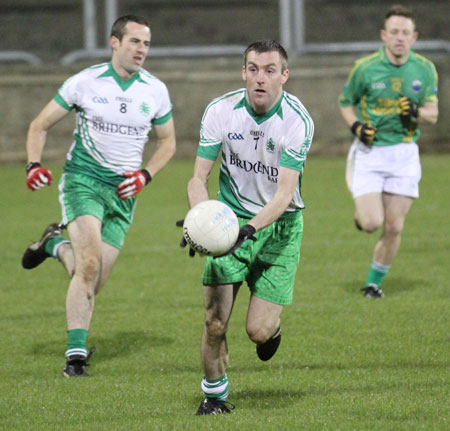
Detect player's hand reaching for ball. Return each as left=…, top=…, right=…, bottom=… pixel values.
left=351, top=121, right=377, bottom=146
left=117, top=169, right=152, bottom=200
left=215, top=224, right=257, bottom=258
left=26, top=162, right=52, bottom=191
left=176, top=219, right=196, bottom=257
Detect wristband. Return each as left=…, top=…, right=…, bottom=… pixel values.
left=141, top=169, right=152, bottom=185
left=350, top=121, right=361, bottom=136
left=26, top=162, right=41, bottom=172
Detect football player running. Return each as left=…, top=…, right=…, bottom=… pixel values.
left=183, top=40, right=314, bottom=415
left=22, top=15, right=176, bottom=376
left=339, top=5, right=438, bottom=298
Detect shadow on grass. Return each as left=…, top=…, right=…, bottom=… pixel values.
left=188, top=388, right=305, bottom=410
left=231, top=356, right=449, bottom=373
left=339, top=276, right=430, bottom=296
left=30, top=329, right=174, bottom=360
left=233, top=388, right=305, bottom=407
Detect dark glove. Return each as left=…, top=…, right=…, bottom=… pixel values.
left=215, top=224, right=257, bottom=258
left=351, top=121, right=377, bottom=146
left=398, top=94, right=418, bottom=120
left=176, top=219, right=195, bottom=257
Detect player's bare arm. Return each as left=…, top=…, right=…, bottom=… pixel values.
left=187, top=156, right=215, bottom=208
left=418, top=101, right=438, bottom=125
left=143, top=117, right=176, bottom=177
left=339, top=105, right=359, bottom=128
left=248, top=166, right=300, bottom=231
left=26, top=100, right=70, bottom=162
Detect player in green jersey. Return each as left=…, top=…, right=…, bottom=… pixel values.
left=339, top=5, right=438, bottom=298
left=181, top=40, right=314, bottom=415
left=22, top=15, right=176, bottom=376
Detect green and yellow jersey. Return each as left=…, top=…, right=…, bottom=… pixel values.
left=339, top=48, right=438, bottom=146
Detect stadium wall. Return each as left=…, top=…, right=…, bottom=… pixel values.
left=0, top=53, right=449, bottom=163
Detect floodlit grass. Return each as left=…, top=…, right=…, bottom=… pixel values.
left=1, top=155, right=449, bottom=430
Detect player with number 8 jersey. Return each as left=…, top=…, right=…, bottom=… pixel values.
left=56, top=62, right=172, bottom=186
left=22, top=15, right=176, bottom=377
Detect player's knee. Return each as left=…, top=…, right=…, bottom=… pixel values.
left=359, top=216, right=383, bottom=233
left=246, top=326, right=270, bottom=345
left=204, top=317, right=228, bottom=338
left=384, top=220, right=404, bottom=237
left=75, top=255, right=101, bottom=285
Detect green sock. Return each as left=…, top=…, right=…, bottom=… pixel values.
left=44, top=236, right=66, bottom=258
left=66, top=329, right=88, bottom=358
left=365, top=261, right=391, bottom=287
left=201, top=374, right=229, bottom=401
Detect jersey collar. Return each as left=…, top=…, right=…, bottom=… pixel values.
left=234, top=91, right=284, bottom=125
left=380, top=47, right=414, bottom=67
left=97, top=63, right=142, bottom=91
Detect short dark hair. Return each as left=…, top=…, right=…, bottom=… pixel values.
left=111, top=15, right=150, bottom=41
left=244, top=40, right=288, bottom=71
left=384, top=5, right=416, bottom=28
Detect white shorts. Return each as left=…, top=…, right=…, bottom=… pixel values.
left=346, top=140, right=421, bottom=199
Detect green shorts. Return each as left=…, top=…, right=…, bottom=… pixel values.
left=58, top=172, right=136, bottom=249
left=202, top=211, right=303, bottom=305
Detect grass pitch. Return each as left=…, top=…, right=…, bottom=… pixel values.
left=0, top=155, right=449, bottom=430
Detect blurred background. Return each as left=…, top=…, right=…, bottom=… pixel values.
left=1, top=0, right=449, bottom=162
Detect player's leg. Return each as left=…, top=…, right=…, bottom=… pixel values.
left=196, top=282, right=240, bottom=415
left=95, top=241, right=120, bottom=295
left=362, top=143, right=420, bottom=298
left=65, top=215, right=104, bottom=329
left=201, top=282, right=239, bottom=380
left=22, top=231, right=119, bottom=283
left=56, top=242, right=75, bottom=277
left=246, top=295, right=283, bottom=361
left=63, top=214, right=103, bottom=377
left=354, top=192, right=384, bottom=232
left=346, top=142, right=386, bottom=232
left=363, top=194, right=414, bottom=298
left=22, top=223, right=72, bottom=272
left=375, top=193, right=413, bottom=264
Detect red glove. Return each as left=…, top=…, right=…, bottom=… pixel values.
left=117, top=169, right=152, bottom=200
left=26, top=163, right=53, bottom=191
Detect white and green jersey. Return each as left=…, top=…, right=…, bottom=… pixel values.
left=54, top=62, right=172, bottom=187
left=198, top=89, right=314, bottom=218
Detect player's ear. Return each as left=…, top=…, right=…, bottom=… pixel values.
left=281, top=68, right=289, bottom=85
left=110, top=36, right=119, bottom=50
left=241, top=65, right=247, bottom=82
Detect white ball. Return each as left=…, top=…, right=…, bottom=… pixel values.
left=183, top=200, right=239, bottom=256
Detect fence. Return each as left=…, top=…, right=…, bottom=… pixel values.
left=1, top=0, right=449, bottom=65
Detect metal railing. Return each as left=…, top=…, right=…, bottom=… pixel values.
left=0, top=51, right=42, bottom=66
left=1, top=0, right=449, bottom=66
left=60, top=0, right=450, bottom=64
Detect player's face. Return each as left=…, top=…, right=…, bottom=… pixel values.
left=111, top=22, right=151, bottom=79
left=242, top=51, right=289, bottom=115
left=381, top=15, right=417, bottom=64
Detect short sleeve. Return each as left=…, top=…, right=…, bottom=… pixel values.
left=281, top=111, right=314, bottom=171
left=339, top=63, right=365, bottom=108
left=197, top=100, right=222, bottom=161
left=152, top=82, right=173, bottom=125
left=54, top=74, right=80, bottom=111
